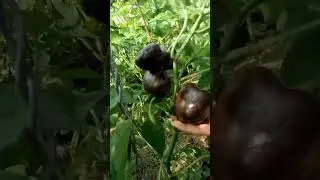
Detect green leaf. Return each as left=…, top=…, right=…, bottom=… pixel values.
left=137, top=0, right=146, bottom=5
left=73, top=90, right=106, bottom=123
left=0, top=84, right=30, bottom=152
left=197, top=56, right=210, bottom=69
left=110, top=87, right=119, bottom=109
left=140, top=119, right=165, bottom=156
left=5, top=164, right=26, bottom=176
left=283, top=5, right=320, bottom=31
left=110, top=119, right=132, bottom=180
left=0, top=170, right=30, bottom=180
left=187, top=169, right=202, bottom=180
left=52, top=0, right=79, bottom=25
left=38, top=86, right=105, bottom=130
left=276, top=10, right=288, bottom=32
left=280, top=26, right=320, bottom=88
left=259, top=1, right=287, bottom=26
left=139, top=98, right=166, bottom=156
left=38, top=87, right=75, bottom=130
left=122, top=89, right=134, bottom=104
left=149, top=11, right=177, bottom=36
left=198, top=70, right=211, bottom=91
left=110, top=114, right=119, bottom=128
left=0, top=129, right=42, bottom=169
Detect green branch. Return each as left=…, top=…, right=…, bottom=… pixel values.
left=213, top=0, right=266, bottom=100
left=161, top=0, right=209, bottom=179
left=170, top=154, right=210, bottom=177
left=221, top=19, right=320, bottom=64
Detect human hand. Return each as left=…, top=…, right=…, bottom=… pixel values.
left=171, top=116, right=210, bottom=136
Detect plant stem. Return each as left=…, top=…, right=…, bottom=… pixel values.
left=195, top=26, right=210, bottom=34
left=170, top=14, right=188, bottom=58
left=180, top=68, right=209, bottom=83
left=222, top=19, right=320, bottom=64
left=165, top=129, right=178, bottom=174
left=178, top=40, right=209, bottom=78
left=162, top=0, right=209, bottom=178
left=135, top=0, right=153, bottom=41
left=219, top=0, right=266, bottom=54
left=213, top=0, right=266, bottom=100
left=176, top=0, right=209, bottom=60
left=170, top=154, right=210, bottom=177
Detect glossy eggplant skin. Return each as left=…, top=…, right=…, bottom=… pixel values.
left=135, top=43, right=172, bottom=74
left=175, top=84, right=210, bottom=125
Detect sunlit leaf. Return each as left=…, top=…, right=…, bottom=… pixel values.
left=110, top=119, right=132, bottom=180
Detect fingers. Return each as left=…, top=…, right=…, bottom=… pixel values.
left=198, top=123, right=210, bottom=136
left=171, top=116, right=210, bottom=136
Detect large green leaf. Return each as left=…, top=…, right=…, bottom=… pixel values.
left=140, top=119, right=165, bottom=156
left=280, top=26, right=320, bottom=89
left=52, top=0, right=79, bottom=26
left=0, top=84, right=30, bottom=153
left=149, top=11, right=177, bottom=36
left=0, top=170, right=31, bottom=180
left=0, top=129, right=43, bottom=169
left=283, top=5, right=320, bottom=31
left=110, top=87, right=119, bottom=110
left=198, top=70, right=211, bottom=91
left=121, top=88, right=134, bottom=104
left=110, top=119, right=133, bottom=180
left=5, top=164, right=26, bottom=176
left=73, top=90, right=106, bottom=124
left=38, top=86, right=105, bottom=131
left=139, top=98, right=165, bottom=156
left=186, top=169, right=202, bottom=180
left=37, top=87, right=75, bottom=130
left=259, top=1, right=287, bottom=26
